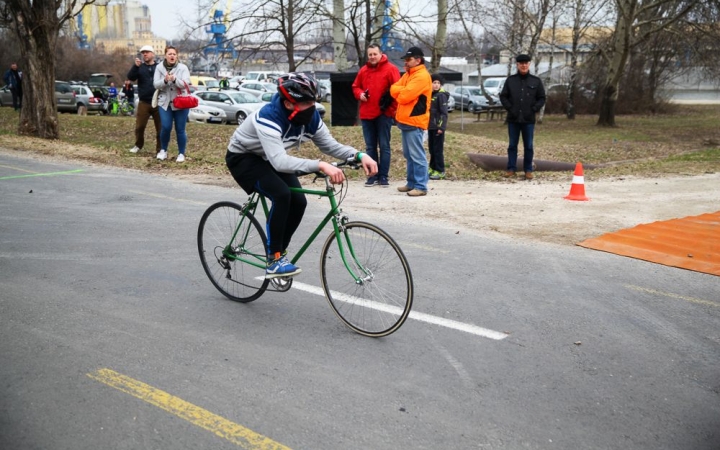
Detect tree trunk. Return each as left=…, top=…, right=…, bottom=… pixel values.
left=9, top=1, right=62, bottom=139
left=430, top=0, right=448, bottom=73
left=597, top=1, right=633, bottom=127
left=333, top=0, right=349, bottom=71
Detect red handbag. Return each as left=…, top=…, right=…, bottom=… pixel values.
left=172, top=81, right=199, bottom=109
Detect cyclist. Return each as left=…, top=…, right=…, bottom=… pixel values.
left=226, top=73, right=378, bottom=279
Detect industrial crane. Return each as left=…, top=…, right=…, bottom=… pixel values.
left=378, top=0, right=403, bottom=53
left=205, top=0, right=237, bottom=60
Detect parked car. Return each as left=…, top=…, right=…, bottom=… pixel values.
left=450, top=86, right=499, bottom=113
left=188, top=96, right=227, bottom=124
left=71, top=84, right=106, bottom=114
left=55, top=81, right=78, bottom=113
left=317, top=79, right=331, bottom=102
left=447, top=94, right=455, bottom=112
left=228, top=75, right=245, bottom=89
left=88, top=73, right=113, bottom=87
left=238, top=81, right=277, bottom=98
left=0, top=85, right=13, bottom=107
left=194, top=90, right=264, bottom=124
left=546, top=83, right=594, bottom=100
left=243, top=71, right=283, bottom=83
left=190, top=76, right=220, bottom=90
left=482, top=77, right=506, bottom=96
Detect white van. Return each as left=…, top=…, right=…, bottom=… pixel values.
left=244, top=71, right=283, bottom=83
left=483, top=77, right=506, bottom=96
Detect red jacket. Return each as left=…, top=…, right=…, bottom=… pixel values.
left=352, top=54, right=401, bottom=120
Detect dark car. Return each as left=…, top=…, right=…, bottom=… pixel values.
left=55, top=81, right=78, bottom=113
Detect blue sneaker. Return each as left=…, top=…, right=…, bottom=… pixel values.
left=266, top=255, right=302, bottom=279
left=364, top=176, right=378, bottom=187
left=379, top=176, right=390, bottom=187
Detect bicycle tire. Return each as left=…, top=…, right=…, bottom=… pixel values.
left=197, top=201, right=269, bottom=303
left=320, top=221, right=413, bottom=337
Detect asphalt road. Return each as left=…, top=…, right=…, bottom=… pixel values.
left=1, top=153, right=718, bottom=450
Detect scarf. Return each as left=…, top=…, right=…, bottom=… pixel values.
left=163, top=59, right=178, bottom=72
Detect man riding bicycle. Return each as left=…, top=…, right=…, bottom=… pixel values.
left=225, top=73, right=378, bottom=279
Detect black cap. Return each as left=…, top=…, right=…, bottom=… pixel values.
left=403, top=47, right=424, bottom=59
left=516, top=54, right=531, bottom=62
left=431, top=73, right=445, bottom=84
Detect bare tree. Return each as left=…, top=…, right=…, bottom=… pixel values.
left=1, top=0, right=91, bottom=138
left=596, top=0, right=701, bottom=126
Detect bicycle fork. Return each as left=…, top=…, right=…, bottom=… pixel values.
left=333, top=216, right=373, bottom=285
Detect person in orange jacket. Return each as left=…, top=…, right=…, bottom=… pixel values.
left=390, top=46, right=432, bottom=197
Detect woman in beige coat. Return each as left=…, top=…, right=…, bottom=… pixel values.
left=153, top=46, right=191, bottom=162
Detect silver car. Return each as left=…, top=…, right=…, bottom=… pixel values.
left=194, top=90, right=264, bottom=124
left=0, top=85, right=15, bottom=107
left=451, top=86, right=499, bottom=113
left=55, top=81, right=79, bottom=113
left=188, top=95, right=227, bottom=124
left=71, top=84, right=106, bottom=114
left=238, top=81, right=277, bottom=98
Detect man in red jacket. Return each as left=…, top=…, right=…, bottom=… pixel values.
left=352, top=44, right=401, bottom=187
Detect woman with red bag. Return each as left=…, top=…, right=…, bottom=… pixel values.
left=153, top=46, right=192, bottom=162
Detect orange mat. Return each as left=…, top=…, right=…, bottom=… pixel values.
left=578, top=211, right=720, bottom=276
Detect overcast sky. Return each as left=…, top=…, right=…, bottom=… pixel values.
left=143, top=0, right=197, bottom=41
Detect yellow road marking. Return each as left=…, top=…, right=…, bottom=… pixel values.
left=625, top=284, right=720, bottom=308
left=0, top=168, right=83, bottom=180
left=0, top=164, right=36, bottom=174
left=87, top=368, right=291, bottom=450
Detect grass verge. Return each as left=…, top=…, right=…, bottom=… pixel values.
left=0, top=105, right=718, bottom=182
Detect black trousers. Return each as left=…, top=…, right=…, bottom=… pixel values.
left=226, top=152, right=307, bottom=256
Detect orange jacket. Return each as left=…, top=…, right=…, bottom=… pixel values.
left=390, top=63, right=432, bottom=129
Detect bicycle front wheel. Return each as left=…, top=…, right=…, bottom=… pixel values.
left=320, top=221, right=413, bottom=337
left=197, top=201, right=269, bottom=303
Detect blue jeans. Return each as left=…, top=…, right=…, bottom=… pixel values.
left=507, top=122, right=535, bottom=173
left=397, top=122, right=428, bottom=191
left=360, top=115, right=393, bottom=179
left=159, top=106, right=190, bottom=154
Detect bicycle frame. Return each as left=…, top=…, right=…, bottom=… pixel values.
left=224, top=176, right=369, bottom=284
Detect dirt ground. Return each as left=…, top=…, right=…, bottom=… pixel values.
left=337, top=172, right=720, bottom=245
left=2, top=146, right=719, bottom=246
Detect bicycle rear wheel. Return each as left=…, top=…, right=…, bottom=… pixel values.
left=320, top=221, right=413, bottom=337
left=197, top=201, right=269, bottom=302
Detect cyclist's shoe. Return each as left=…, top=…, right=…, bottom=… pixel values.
left=266, top=255, right=302, bottom=279
left=429, top=171, right=445, bottom=180
left=156, top=150, right=168, bottom=160
left=176, top=153, right=186, bottom=163
left=379, top=177, right=390, bottom=187
left=364, top=176, right=378, bottom=187
left=129, top=146, right=140, bottom=153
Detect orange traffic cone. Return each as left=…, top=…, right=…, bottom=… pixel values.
left=564, top=162, right=590, bottom=201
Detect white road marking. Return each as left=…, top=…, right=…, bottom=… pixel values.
left=289, top=280, right=508, bottom=340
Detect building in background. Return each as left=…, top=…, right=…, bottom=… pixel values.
left=72, top=0, right=166, bottom=55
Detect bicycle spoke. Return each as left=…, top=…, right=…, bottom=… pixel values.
left=198, top=202, right=269, bottom=302
left=321, top=222, right=413, bottom=337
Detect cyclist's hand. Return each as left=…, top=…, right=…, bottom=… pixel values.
left=360, top=154, right=378, bottom=177
left=319, top=161, right=346, bottom=184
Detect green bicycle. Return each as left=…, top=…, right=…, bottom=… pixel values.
left=197, top=158, right=414, bottom=337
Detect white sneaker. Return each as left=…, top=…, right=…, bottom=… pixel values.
left=129, top=146, right=140, bottom=153
left=176, top=154, right=185, bottom=163
left=156, top=150, right=167, bottom=160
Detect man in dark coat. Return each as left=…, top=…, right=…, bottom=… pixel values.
left=499, top=54, right=546, bottom=180
left=127, top=45, right=161, bottom=155
left=3, top=62, right=22, bottom=111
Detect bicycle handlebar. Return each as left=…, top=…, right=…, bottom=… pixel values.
left=295, top=156, right=361, bottom=179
